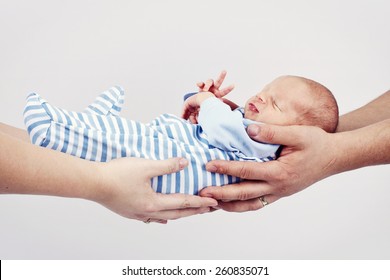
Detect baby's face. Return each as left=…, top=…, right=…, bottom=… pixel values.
left=244, top=76, right=311, bottom=125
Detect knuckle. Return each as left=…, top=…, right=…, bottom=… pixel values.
left=267, top=165, right=291, bottom=196
left=262, top=126, right=276, bottom=142
left=277, top=170, right=290, bottom=182
left=277, top=185, right=289, bottom=196
left=212, top=164, right=227, bottom=175
left=237, top=163, right=253, bottom=179
left=275, top=170, right=300, bottom=197
left=236, top=188, right=252, bottom=201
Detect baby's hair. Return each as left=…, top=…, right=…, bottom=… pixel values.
left=296, top=77, right=339, bottom=133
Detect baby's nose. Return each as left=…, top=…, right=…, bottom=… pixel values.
left=256, top=95, right=265, bottom=103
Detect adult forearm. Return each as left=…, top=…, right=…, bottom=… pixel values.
left=0, top=122, right=30, bottom=142
left=332, top=119, right=390, bottom=174
left=0, top=131, right=101, bottom=201
left=337, top=90, right=390, bottom=132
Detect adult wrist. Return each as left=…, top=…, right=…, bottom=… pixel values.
left=77, top=160, right=108, bottom=203
left=322, top=132, right=351, bottom=177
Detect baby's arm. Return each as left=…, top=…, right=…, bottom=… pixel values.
left=181, top=92, right=215, bottom=123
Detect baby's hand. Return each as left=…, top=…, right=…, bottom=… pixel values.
left=197, top=70, right=235, bottom=98
left=181, top=92, right=214, bottom=124
left=197, top=70, right=239, bottom=111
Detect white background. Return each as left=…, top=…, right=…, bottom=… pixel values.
left=0, top=0, right=389, bottom=259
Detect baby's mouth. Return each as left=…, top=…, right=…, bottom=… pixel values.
left=248, top=103, right=259, bottom=113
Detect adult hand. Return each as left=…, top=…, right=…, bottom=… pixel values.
left=200, top=90, right=390, bottom=212
left=200, top=124, right=336, bottom=212
left=1, top=127, right=217, bottom=224
left=96, top=157, right=218, bottom=223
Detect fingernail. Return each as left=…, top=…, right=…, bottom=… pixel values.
left=202, top=193, right=213, bottom=198
left=206, top=164, right=217, bottom=172
left=210, top=199, right=218, bottom=207
left=247, top=125, right=260, bottom=136
left=179, top=158, right=188, bottom=169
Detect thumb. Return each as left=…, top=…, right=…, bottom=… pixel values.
left=145, top=157, right=188, bottom=178
left=247, top=124, right=304, bottom=146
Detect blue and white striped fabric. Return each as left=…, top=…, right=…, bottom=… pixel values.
left=23, top=87, right=276, bottom=194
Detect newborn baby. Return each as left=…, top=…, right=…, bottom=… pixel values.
left=23, top=73, right=338, bottom=194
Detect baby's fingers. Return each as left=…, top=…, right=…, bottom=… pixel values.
left=214, top=70, right=227, bottom=88
left=202, top=79, right=214, bottom=92
left=197, top=82, right=205, bottom=90
left=216, top=84, right=235, bottom=98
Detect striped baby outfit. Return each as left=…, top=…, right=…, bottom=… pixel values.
left=23, top=87, right=279, bottom=194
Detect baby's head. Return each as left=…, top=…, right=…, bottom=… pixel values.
left=244, top=75, right=339, bottom=132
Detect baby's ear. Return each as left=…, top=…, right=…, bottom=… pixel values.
left=84, top=86, right=125, bottom=116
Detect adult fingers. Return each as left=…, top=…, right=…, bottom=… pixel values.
left=154, top=192, right=218, bottom=210
left=247, top=124, right=305, bottom=146
left=218, top=199, right=260, bottom=212
left=199, top=181, right=273, bottom=201
left=206, top=160, right=277, bottom=181
left=153, top=206, right=212, bottom=221
left=143, top=157, right=189, bottom=178
left=141, top=193, right=217, bottom=222
left=218, top=195, right=280, bottom=212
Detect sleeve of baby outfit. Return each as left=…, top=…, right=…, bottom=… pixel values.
left=198, top=97, right=279, bottom=159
